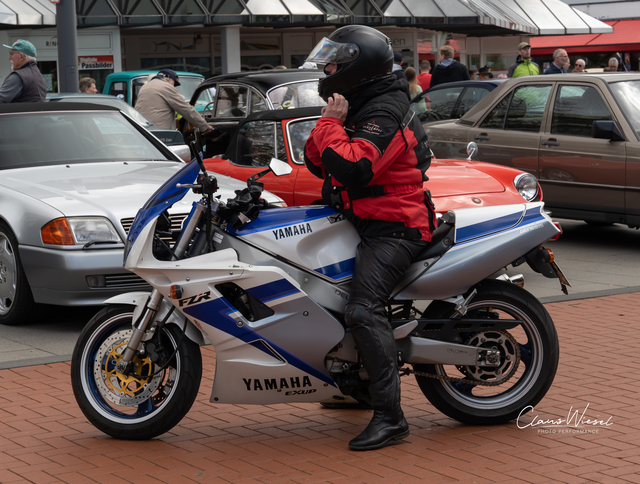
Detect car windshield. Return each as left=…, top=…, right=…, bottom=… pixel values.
left=175, top=77, right=204, bottom=102
left=0, top=111, right=170, bottom=169
left=609, top=80, right=640, bottom=139
left=268, top=81, right=326, bottom=109
left=287, top=118, right=318, bottom=164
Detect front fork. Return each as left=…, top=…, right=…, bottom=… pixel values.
left=115, top=200, right=209, bottom=375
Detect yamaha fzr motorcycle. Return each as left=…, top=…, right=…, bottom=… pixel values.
left=71, top=153, right=569, bottom=440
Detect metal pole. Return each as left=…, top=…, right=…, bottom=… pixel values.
left=56, top=0, right=79, bottom=93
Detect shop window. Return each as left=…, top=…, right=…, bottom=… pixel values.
left=38, top=61, right=58, bottom=93
left=141, top=57, right=211, bottom=78
left=240, top=56, right=282, bottom=71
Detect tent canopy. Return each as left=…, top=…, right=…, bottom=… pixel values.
left=0, top=0, right=613, bottom=36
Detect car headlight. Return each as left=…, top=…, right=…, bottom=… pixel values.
left=41, top=217, right=122, bottom=246
left=514, top=173, right=539, bottom=202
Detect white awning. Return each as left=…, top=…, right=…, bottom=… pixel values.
left=0, top=0, right=614, bottom=35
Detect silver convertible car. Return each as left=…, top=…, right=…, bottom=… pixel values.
left=0, top=102, right=285, bottom=325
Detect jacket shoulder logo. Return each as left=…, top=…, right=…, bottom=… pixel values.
left=272, top=223, right=313, bottom=240
left=362, top=120, right=383, bottom=135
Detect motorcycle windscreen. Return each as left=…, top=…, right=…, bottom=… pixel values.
left=124, top=160, right=199, bottom=263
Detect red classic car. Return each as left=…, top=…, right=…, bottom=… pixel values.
left=204, top=107, right=542, bottom=214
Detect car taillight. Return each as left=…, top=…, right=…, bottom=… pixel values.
left=41, top=218, right=75, bottom=245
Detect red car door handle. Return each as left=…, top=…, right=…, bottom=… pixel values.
left=542, top=139, right=560, bottom=146
left=474, top=134, right=490, bottom=140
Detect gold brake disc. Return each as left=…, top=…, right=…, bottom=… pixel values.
left=93, top=329, right=164, bottom=406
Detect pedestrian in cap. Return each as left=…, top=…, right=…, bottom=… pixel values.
left=507, top=41, right=540, bottom=78
left=0, top=39, right=47, bottom=103
left=135, top=68, right=212, bottom=135
left=392, top=51, right=406, bottom=80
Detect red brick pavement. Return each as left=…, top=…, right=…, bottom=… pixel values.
left=1, top=293, right=640, bottom=483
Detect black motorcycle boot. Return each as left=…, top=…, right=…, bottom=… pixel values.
left=348, top=406, right=409, bottom=451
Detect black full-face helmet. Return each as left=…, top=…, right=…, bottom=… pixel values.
left=305, top=25, right=394, bottom=102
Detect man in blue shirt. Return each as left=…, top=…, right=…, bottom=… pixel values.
left=544, top=49, right=569, bottom=74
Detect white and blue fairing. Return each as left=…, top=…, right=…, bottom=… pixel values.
left=124, top=160, right=200, bottom=264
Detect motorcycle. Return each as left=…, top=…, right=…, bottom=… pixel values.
left=71, top=142, right=569, bottom=440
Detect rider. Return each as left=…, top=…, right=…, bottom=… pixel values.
left=304, top=25, right=438, bottom=451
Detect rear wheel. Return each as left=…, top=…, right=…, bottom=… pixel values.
left=71, top=305, right=202, bottom=439
left=414, top=280, right=559, bottom=425
left=0, top=221, right=38, bottom=325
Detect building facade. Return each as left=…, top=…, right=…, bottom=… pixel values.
left=0, top=0, right=612, bottom=92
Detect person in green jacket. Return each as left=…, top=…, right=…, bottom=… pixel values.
left=507, top=42, right=540, bottom=78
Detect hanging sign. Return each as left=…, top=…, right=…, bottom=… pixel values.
left=78, top=55, right=114, bottom=70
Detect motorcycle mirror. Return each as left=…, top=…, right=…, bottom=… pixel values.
left=466, top=142, right=478, bottom=161
left=270, top=158, right=293, bottom=177
left=189, top=140, right=208, bottom=176
left=194, top=128, right=204, bottom=154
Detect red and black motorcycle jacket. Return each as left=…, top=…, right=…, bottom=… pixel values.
left=304, top=76, right=438, bottom=241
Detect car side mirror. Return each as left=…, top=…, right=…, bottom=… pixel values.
left=169, top=145, right=191, bottom=162
left=270, top=158, right=292, bottom=176
left=592, top=120, right=625, bottom=141
left=466, top=141, right=478, bottom=161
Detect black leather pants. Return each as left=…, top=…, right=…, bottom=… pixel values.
left=344, top=236, right=427, bottom=410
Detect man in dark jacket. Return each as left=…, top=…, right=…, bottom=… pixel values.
left=429, top=45, right=470, bottom=88
left=304, top=25, right=437, bottom=452
left=543, top=49, right=569, bottom=74
left=0, top=40, right=46, bottom=103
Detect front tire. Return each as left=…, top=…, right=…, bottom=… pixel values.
left=0, top=221, right=38, bottom=326
left=414, top=280, right=559, bottom=425
left=71, top=305, right=202, bottom=440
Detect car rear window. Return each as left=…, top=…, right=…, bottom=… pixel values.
left=268, top=81, right=326, bottom=109
left=0, top=111, right=169, bottom=169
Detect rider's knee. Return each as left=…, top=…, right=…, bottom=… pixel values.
left=344, top=302, right=369, bottom=328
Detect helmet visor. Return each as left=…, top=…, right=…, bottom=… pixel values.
left=306, top=37, right=360, bottom=66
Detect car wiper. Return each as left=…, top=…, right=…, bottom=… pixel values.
left=83, top=240, right=120, bottom=249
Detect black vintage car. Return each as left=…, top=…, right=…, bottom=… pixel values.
left=185, top=69, right=326, bottom=155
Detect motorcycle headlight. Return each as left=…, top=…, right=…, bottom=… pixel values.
left=514, top=173, right=539, bottom=202
left=41, top=217, right=122, bottom=246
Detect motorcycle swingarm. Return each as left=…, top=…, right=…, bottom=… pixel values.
left=396, top=336, right=501, bottom=367
left=391, top=318, right=521, bottom=343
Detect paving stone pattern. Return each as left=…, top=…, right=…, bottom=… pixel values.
left=1, top=293, right=639, bottom=483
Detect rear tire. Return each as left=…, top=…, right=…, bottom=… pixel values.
left=71, top=305, right=202, bottom=439
left=414, top=280, right=558, bottom=425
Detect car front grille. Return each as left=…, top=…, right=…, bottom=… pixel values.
left=105, top=273, right=150, bottom=288
left=120, top=213, right=189, bottom=236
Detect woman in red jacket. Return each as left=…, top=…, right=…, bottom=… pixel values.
left=305, top=25, right=437, bottom=451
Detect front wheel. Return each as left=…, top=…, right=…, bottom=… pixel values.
left=413, top=280, right=559, bottom=425
left=71, top=305, right=202, bottom=440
